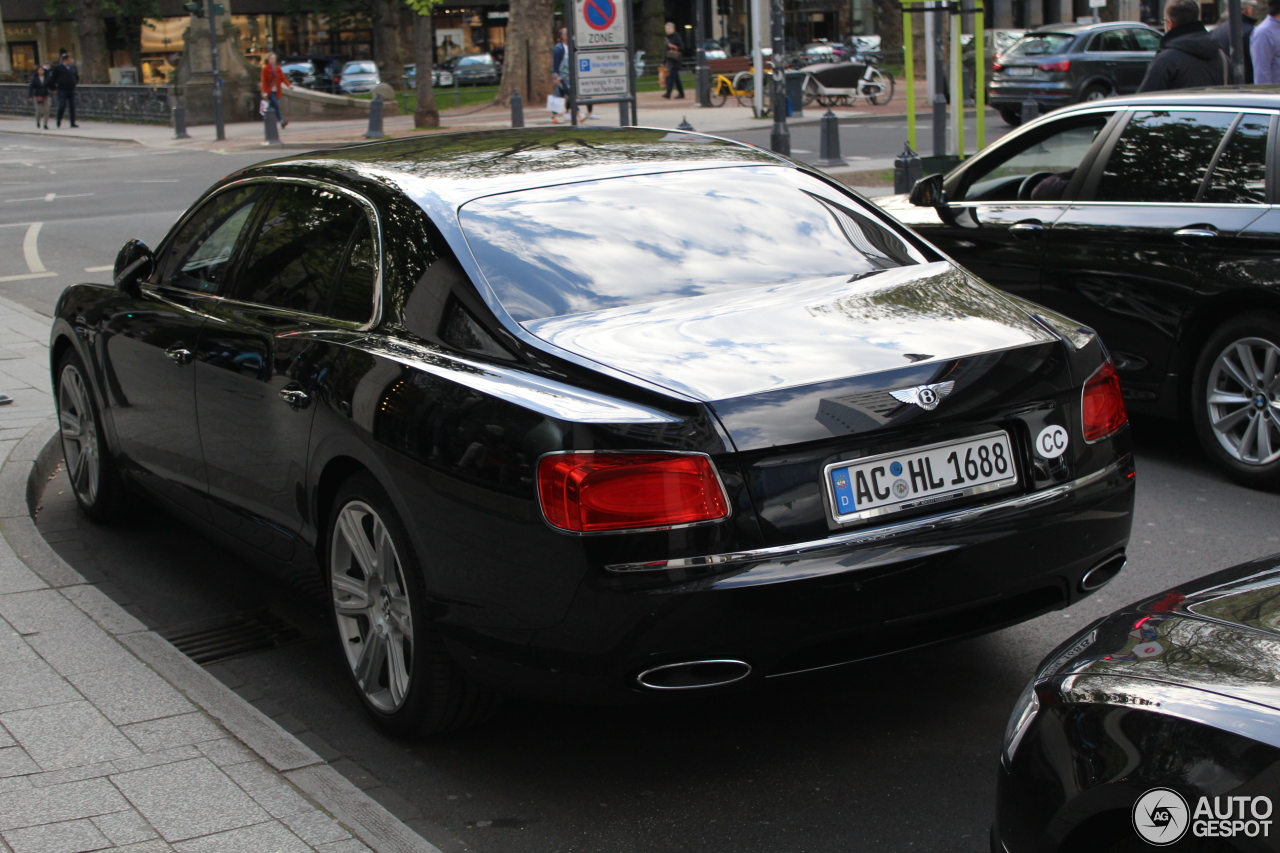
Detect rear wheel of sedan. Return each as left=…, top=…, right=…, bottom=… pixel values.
left=55, top=349, right=128, bottom=522
left=1192, top=314, right=1280, bottom=490
left=325, top=472, right=498, bottom=735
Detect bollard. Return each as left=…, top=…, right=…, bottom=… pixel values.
left=618, top=99, right=630, bottom=127
left=894, top=143, right=923, bottom=194
left=364, top=95, right=386, bottom=139
left=677, top=117, right=695, bottom=131
left=263, top=107, right=281, bottom=145
left=769, top=76, right=790, bottom=157
left=814, top=109, right=845, bottom=168
left=172, top=102, right=191, bottom=140
left=510, top=91, right=524, bottom=128
left=1021, top=96, right=1040, bottom=125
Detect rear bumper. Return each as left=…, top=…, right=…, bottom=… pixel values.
left=987, top=80, right=1075, bottom=108
left=445, top=456, right=1136, bottom=703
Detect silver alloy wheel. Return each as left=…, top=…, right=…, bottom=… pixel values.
left=1206, top=336, right=1280, bottom=466
left=58, top=363, right=100, bottom=506
left=329, top=500, right=414, bottom=713
left=1084, top=88, right=1107, bottom=101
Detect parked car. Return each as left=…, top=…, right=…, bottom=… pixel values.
left=281, top=55, right=345, bottom=93
left=280, top=59, right=316, bottom=89
left=996, top=553, right=1280, bottom=851
left=436, top=52, right=500, bottom=86
left=402, top=63, right=453, bottom=89
left=988, top=21, right=1161, bottom=125
left=337, top=60, right=380, bottom=94
left=55, top=127, right=1134, bottom=736
left=882, top=89, right=1280, bottom=488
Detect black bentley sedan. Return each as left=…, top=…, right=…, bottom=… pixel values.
left=52, top=128, right=1134, bottom=735
left=880, top=89, right=1280, bottom=490
left=996, top=555, right=1280, bottom=852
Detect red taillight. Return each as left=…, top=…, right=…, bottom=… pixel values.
left=1038, top=60, right=1070, bottom=72
left=1082, top=360, right=1128, bottom=442
left=992, top=62, right=1003, bottom=72
left=537, top=452, right=729, bottom=533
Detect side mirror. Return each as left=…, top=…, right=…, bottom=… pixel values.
left=113, top=239, right=154, bottom=295
left=909, top=173, right=947, bottom=208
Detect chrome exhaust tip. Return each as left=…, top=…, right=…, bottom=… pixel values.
left=636, top=660, right=752, bottom=691
left=1080, top=552, right=1126, bottom=593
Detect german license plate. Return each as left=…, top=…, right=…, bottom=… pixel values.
left=824, top=430, right=1018, bottom=524
left=1004, top=66, right=1035, bottom=76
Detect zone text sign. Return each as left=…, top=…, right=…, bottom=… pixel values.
left=573, top=0, right=628, bottom=48
left=575, top=50, right=630, bottom=98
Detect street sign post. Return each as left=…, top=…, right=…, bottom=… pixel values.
left=568, top=0, right=637, bottom=126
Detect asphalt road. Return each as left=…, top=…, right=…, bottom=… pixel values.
left=16, top=132, right=1280, bottom=853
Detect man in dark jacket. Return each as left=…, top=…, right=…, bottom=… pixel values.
left=1212, top=0, right=1256, bottom=82
left=1138, top=0, right=1227, bottom=91
left=48, top=55, right=79, bottom=128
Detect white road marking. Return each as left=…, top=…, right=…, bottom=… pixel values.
left=23, top=222, right=45, bottom=273
left=4, top=192, right=92, bottom=203
left=0, top=271, right=56, bottom=282
left=84, top=265, right=113, bottom=272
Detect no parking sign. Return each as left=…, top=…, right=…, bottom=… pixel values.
left=573, top=0, right=628, bottom=48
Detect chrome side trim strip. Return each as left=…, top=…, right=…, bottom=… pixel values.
left=605, top=460, right=1127, bottom=572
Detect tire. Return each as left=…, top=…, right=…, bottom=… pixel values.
left=710, top=80, right=727, bottom=107
left=733, top=71, right=756, bottom=108
left=998, top=107, right=1022, bottom=126
left=1081, top=83, right=1110, bottom=102
left=802, top=76, right=818, bottom=106
left=1191, top=313, right=1280, bottom=490
left=55, top=348, right=128, bottom=522
left=325, top=472, right=499, bottom=736
left=865, top=68, right=895, bottom=105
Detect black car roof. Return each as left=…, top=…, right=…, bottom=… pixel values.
left=1054, top=85, right=1280, bottom=113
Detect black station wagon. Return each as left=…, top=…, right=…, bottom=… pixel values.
left=51, top=129, right=1134, bottom=734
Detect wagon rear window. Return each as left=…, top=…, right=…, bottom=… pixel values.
left=459, top=167, right=926, bottom=322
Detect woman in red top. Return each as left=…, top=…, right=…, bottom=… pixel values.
left=260, top=53, right=291, bottom=128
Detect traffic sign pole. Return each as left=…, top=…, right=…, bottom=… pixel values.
left=569, top=0, right=636, bottom=124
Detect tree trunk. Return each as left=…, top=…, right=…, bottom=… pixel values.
left=496, top=0, right=553, bottom=106
left=413, top=11, right=438, bottom=127
left=373, top=0, right=403, bottom=86
left=0, top=0, right=11, bottom=75
left=75, top=0, right=110, bottom=83
left=128, top=18, right=143, bottom=73
left=639, top=0, right=664, bottom=74
left=873, top=0, right=903, bottom=54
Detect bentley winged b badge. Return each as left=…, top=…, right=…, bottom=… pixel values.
left=889, top=381, right=956, bottom=411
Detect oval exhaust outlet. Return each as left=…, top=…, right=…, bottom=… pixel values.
left=636, top=660, right=752, bottom=691
left=1080, top=553, right=1126, bottom=592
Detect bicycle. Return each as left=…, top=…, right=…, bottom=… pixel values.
left=708, top=69, right=764, bottom=109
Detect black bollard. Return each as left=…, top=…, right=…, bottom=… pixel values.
left=769, top=75, right=790, bottom=157
left=894, top=143, right=923, bottom=194
left=814, top=109, right=845, bottom=168
left=172, top=102, right=191, bottom=140
left=364, top=95, right=386, bottom=139
left=510, top=91, right=524, bottom=128
left=263, top=108, right=281, bottom=146
left=677, top=117, right=695, bottom=131
left=1021, top=96, right=1040, bottom=125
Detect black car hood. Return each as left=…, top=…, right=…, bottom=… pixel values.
left=522, top=261, right=1055, bottom=403
left=1044, top=555, right=1280, bottom=711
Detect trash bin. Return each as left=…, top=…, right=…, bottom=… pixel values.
left=785, top=70, right=807, bottom=118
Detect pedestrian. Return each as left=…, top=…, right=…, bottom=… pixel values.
left=260, top=52, right=291, bottom=129
left=48, top=54, right=79, bottom=128
left=27, top=65, right=51, bottom=130
left=1252, top=0, right=1280, bottom=83
left=550, top=28, right=571, bottom=123
left=662, top=22, right=685, bottom=99
left=1137, top=0, right=1227, bottom=92
left=1212, top=0, right=1257, bottom=82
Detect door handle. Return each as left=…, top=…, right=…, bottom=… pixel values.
left=164, top=346, right=194, bottom=366
left=1008, top=221, right=1045, bottom=239
left=1173, top=227, right=1218, bottom=240
left=278, top=386, right=311, bottom=410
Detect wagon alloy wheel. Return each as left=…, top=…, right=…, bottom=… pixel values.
left=1206, top=337, right=1280, bottom=467
left=58, top=363, right=101, bottom=507
left=330, top=500, right=415, bottom=713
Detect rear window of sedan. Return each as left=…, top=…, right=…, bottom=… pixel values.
left=1005, top=33, right=1074, bottom=56
left=460, top=166, right=928, bottom=323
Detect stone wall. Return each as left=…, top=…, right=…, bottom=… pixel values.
left=0, top=84, right=171, bottom=124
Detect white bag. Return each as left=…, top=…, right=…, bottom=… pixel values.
left=259, top=98, right=268, bottom=116
left=546, top=94, right=566, bottom=115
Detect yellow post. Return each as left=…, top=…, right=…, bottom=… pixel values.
left=975, top=0, right=985, bottom=151
left=950, top=7, right=963, bottom=158
left=903, top=2, right=916, bottom=151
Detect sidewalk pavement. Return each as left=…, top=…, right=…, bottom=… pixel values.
left=0, top=292, right=437, bottom=853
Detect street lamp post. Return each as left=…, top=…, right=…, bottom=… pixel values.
left=768, top=0, right=788, bottom=155
left=207, top=0, right=225, bottom=141
left=695, top=0, right=712, bottom=107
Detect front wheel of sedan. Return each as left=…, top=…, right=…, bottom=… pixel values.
left=325, top=472, right=498, bottom=736
left=55, top=350, right=128, bottom=522
left=1192, top=314, right=1280, bottom=490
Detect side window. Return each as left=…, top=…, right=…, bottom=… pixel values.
left=1095, top=110, right=1235, bottom=203
left=329, top=219, right=377, bottom=323
left=233, top=184, right=370, bottom=317
left=1204, top=113, right=1270, bottom=205
left=1131, top=29, right=1161, bottom=51
left=159, top=185, right=265, bottom=293
left=960, top=115, right=1111, bottom=202
left=1089, top=30, right=1133, bottom=52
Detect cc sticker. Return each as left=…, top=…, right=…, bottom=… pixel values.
left=1036, top=425, right=1069, bottom=459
